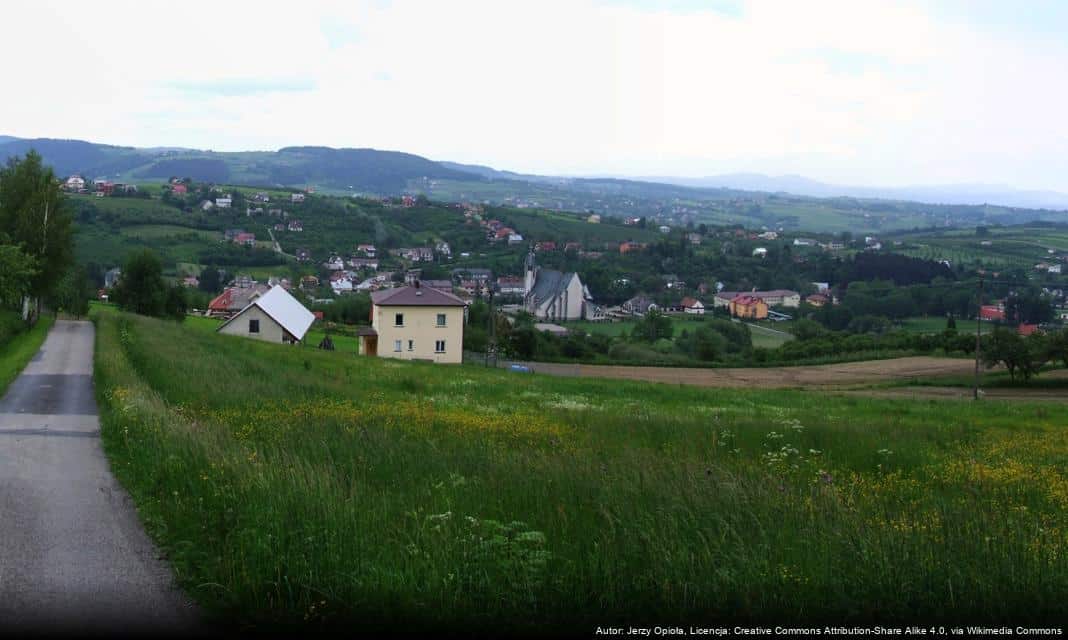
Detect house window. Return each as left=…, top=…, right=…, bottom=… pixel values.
left=407, top=340, right=414, bottom=351
left=393, top=340, right=402, bottom=352
left=436, top=313, right=447, bottom=327
left=248, top=319, right=260, bottom=334
left=394, top=313, right=404, bottom=326
left=435, top=340, right=446, bottom=353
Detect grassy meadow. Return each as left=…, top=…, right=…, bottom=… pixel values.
left=92, top=308, right=1068, bottom=630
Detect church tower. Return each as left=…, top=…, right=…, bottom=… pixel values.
left=524, top=246, right=537, bottom=295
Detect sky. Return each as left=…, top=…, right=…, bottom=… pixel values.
left=3, top=0, right=1068, bottom=191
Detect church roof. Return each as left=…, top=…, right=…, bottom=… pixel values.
left=528, top=269, right=576, bottom=307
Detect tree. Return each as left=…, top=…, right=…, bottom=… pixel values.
left=48, top=265, right=92, bottom=317
left=982, top=327, right=1044, bottom=382
left=0, top=151, right=74, bottom=305
left=112, top=250, right=186, bottom=320
left=0, top=243, right=37, bottom=311
left=632, top=309, right=673, bottom=342
left=1046, top=329, right=1068, bottom=369
left=198, top=266, right=222, bottom=293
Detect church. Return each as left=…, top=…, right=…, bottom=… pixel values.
left=522, top=249, right=594, bottom=321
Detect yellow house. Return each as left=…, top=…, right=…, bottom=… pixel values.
left=364, top=283, right=466, bottom=363
left=728, top=294, right=769, bottom=320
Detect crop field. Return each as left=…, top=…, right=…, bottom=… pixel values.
left=889, top=225, right=1068, bottom=269
left=91, top=308, right=1068, bottom=631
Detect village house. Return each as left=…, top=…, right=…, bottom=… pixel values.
left=619, top=242, right=647, bottom=255
left=715, top=289, right=801, bottom=308
left=324, top=255, right=345, bottom=271
left=207, top=282, right=271, bottom=318
left=622, top=296, right=659, bottom=316
left=452, top=268, right=493, bottom=284
left=287, top=220, right=303, bottom=232
left=170, top=183, right=188, bottom=195
left=296, top=248, right=311, bottom=263
left=291, top=193, right=305, bottom=203
left=806, top=293, right=830, bottom=307
left=360, top=282, right=466, bottom=364
left=435, top=241, right=452, bottom=257
left=64, top=175, right=86, bottom=191
left=348, top=257, right=380, bottom=271
left=330, top=272, right=354, bottom=295
left=680, top=297, right=705, bottom=315
left=215, top=195, right=232, bottom=208
left=729, top=294, right=769, bottom=320
left=104, top=268, right=122, bottom=289
left=523, top=250, right=592, bottom=321
left=217, top=285, right=315, bottom=344
left=234, top=232, right=256, bottom=247
left=356, top=244, right=377, bottom=257
left=394, top=247, right=434, bottom=262
left=496, top=276, right=526, bottom=296
left=300, top=275, right=320, bottom=291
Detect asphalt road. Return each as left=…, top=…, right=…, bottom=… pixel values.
left=0, top=320, right=200, bottom=635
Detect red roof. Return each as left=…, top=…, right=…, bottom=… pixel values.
left=732, top=295, right=765, bottom=306
left=1018, top=324, right=1040, bottom=336
left=980, top=305, right=1005, bottom=321
left=208, top=289, right=232, bottom=310
left=171, top=184, right=187, bottom=194
left=680, top=296, right=701, bottom=308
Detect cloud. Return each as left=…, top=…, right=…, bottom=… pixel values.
left=165, top=79, right=317, bottom=97
left=1, top=0, right=1066, bottom=191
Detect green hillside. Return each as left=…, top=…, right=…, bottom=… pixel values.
left=93, top=307, right=1068, bottom=630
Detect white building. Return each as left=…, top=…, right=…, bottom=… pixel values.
left=215, top=196, right=232, bottom=208
left=217, top=285, right=315, bottom=344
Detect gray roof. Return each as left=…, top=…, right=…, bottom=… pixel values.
left=371, top=285, right=466, bottom=307
left=528, top=269, right=575, bottom=307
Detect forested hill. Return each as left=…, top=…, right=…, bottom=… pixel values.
left=0, top=138, right=480, bottom=193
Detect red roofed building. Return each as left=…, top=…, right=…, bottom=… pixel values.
left=980, top=305, right=1005, bottom=321
left=171, top=184, right=188, bottom=195
left=728, top=294, right=769, bottom=320
left=1017, top=324, right=1040, bottom=336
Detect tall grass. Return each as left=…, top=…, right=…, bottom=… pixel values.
left=92, top=309, right=1068, bottom=631
left=0, top=314, right=54, bottom=396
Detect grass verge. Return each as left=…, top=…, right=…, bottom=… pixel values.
left=0, top=315, right=54, bottom=397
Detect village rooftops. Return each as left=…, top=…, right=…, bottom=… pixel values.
left=371, top=284, right=466, bottom=307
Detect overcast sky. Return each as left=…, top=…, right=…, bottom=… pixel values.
left=4, top=0, right=1067, bottom=191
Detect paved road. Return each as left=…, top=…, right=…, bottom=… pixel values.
left=0, top=320, right=200, bottom=635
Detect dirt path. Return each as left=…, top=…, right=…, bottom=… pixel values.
left=512, top=356, right=980, bottom=389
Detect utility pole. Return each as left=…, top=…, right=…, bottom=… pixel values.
left=974, top=275, right=983, bottom=400
left=485, top=286, right=497, bottom=368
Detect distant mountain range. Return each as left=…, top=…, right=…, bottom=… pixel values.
left=627, top=173, right=1068, bottom=211
left=2, top=135, right=1067, bottom=212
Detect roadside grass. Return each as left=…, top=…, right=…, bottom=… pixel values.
left=93, top=308, right=1068, bottom=630
left=0, top=315, right=54, bottom=397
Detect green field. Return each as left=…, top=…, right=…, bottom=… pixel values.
left=91, top=308, right=1068, bottom=630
